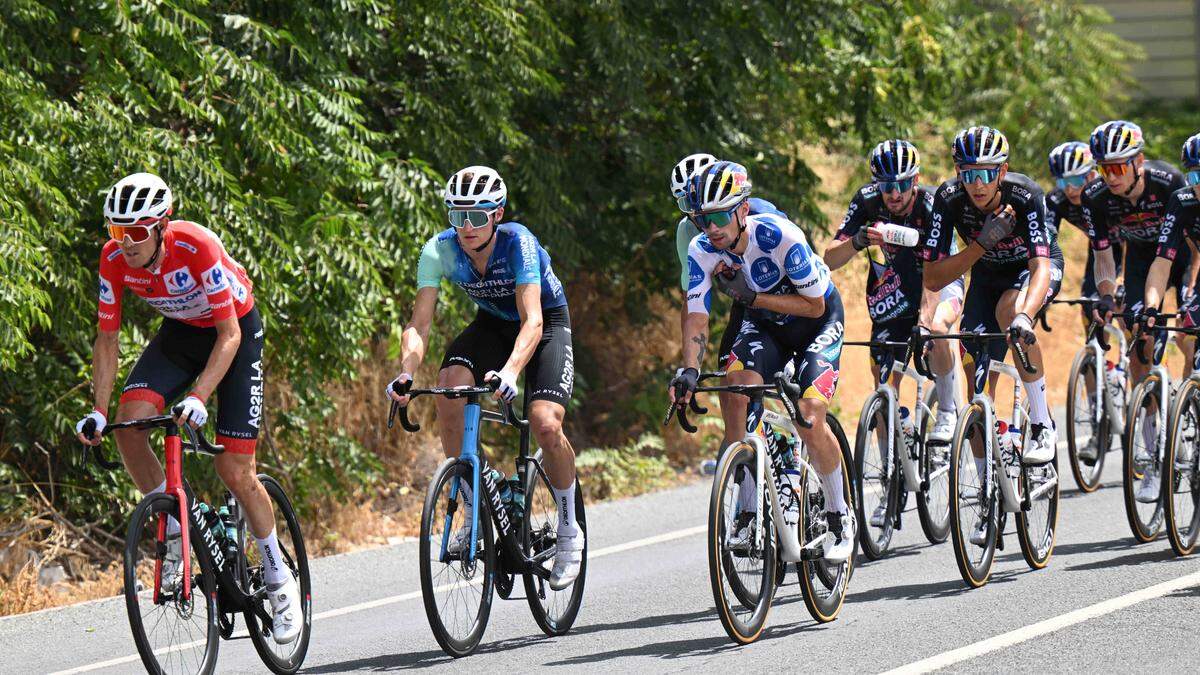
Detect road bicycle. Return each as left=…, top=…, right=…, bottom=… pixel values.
left=84, top=408, right=311, bottom=675
left=666, top=369, right=854, bottom=644
left=844, top=332, right=951, bottom=559
left=1161, top=324, right=1200, bottom=556
left=388, top=381, right=587, bottom=657
left=1040, top=299, right=1133, bottom=492
left=916, top=332, right=1060, bottom=588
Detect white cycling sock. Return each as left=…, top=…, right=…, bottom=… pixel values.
left=974, top=457, right=988, bottom=482
left=1024, top=376, right=1051, bottom=426
left=819, top=466, right=848, bottom=514
left=935, top=368, right=958, bottom=413
left=551, top=482, right=578, bottom=532
left=1143, top=417, right=1157, bottom=452
left=458, top=481, right=474, bottom=522
left=255, top=529, right=288, bottom=586
left=737, top=469, right=757, bottom=514
left=147, top=480, right=182, bottom=537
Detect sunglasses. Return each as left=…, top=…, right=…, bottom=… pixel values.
left=106, top=220, right=158, bottom=244
left=1056, top=175, right=1089, bottom=189
left=448, top=208, right=496, bottom=229
left=690, top=208, right=738, bottom=230
left=958, top=167, right=1000, bottom=185
left=1098, top=159, right=1135, bottom=179
left=1186, top=170, right=1200, bottom=187
left=876, top=177, right=915, bottom=194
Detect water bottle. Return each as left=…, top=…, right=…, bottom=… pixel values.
left=899, top=406, right=917, bottom=459
left=1107, top=360, right=1126, bottom=427
left=876, top=223, right=921, bottom=248
left=506, top=474, right=525, bottom=522
left=218, top=505, right=238, bottom=542
left=486, top=468, right=512, bottom=514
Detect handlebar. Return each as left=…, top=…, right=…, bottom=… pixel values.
left=386, top=379, right=529, bottom=433
left=663, top=370, right=813, bottom=434
left=1128, top=312, right=1192, bottom=364
left=82, top=406, right=225, bottom=470
left=915, top=331, right=1036, bottom=375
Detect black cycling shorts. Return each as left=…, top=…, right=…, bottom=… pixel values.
left=869, top=314, right=918, bottom=369
left=960, top=259, right=1063, bottom=386
left=121, top=307, right=264, bottom=455
left=1124, top=242, right=1192, bottom=316
left=724, top=291, right=845, bottom=404
left=440, top=305, right=574, bottom=406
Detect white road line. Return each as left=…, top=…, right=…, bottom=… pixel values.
left=49, top=523, right=707, bottom=674
left=882, top=568, right=1200, bottom=675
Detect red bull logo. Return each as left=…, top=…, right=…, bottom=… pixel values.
left=805, top=360, right=839, bottom=402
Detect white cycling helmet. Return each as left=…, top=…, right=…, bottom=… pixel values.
left=682, top=160, right=752, bottom=214
left=104, top=172, right=172, bottom=225
left=670, top=153, right=717, bottom=198
left=444, top=165, right=507, bottom=209
left=1090, top=120, right=1145, bottom=163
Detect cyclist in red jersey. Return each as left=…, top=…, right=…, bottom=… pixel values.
left=74, top=173, right=300, bottom=644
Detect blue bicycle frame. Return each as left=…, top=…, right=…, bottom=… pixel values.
left=441, top=401, right=485, bottom=562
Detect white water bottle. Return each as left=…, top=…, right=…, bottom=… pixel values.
left=875, top=222, right=921, bottom=248
left=899, top=406, right=917, bottom=459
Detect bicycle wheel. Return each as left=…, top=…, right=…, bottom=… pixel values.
left=522, top=452, right=588, bottom=636
left=917, top=386, right=952, bottom=544
left=242, top=475, right=311, bottom=674
left=1066, top=346, right=1109, bottom=492
left=797, top=414, right=853, bottom=623
left=1165, top=380, right=1200, bottom=556
left=419, top=458, right=495, bottom=658
left=948, top=402, right=997, bottom=588
left=125, top=492, right=219, bottom=675
left=708, top=442, right=776, bottom=644
left=1123, top=377, right=1165, bottom=542
left=1016, top=453, right=1060, bottom=570
left=854, top=392, right=896, bottom=559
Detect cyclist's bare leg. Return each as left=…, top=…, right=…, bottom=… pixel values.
left=529, top=400, right=576, bottom=489
left=718, top=390, right=743, bottom=453
left=1176, top=333, right=1195, bottom=380
left=113, top=399, right=166, bottom=493
left=930, top=300, right=960, bottom=385
left=214, top=453, right=275, bottom=538
left=798, top=398, right=840, bottom=475
left=434, top=365, right=474, bottom=458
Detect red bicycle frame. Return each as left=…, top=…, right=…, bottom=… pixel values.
left=153, top=427, right=193, bottom=603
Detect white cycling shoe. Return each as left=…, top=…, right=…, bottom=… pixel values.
left=929, top=409, right=957, bottom=444
left=266, top=574, right=302, bottom=645
left=1022, top=424, right=1057, bottom=465
left=869, top=503, right=888, bottom=528
left=1135, top=468, right=1161, bottom=504
left=549, top=525, right=585, bottom=590
left=726, top=511, right=756, bottom=553
left=969, top=516, right=989, bottom=547
left=823, top=511, right=856, bottom=563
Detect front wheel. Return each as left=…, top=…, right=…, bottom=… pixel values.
left=1016, top=456, right=1060, bottom=570
left=1124, top=377, right=1165, bottom=542
left=1066, top=346, right=1109, bottom=492
left=854, top=392, right=896, bottom=560
left=948, top=403, right=997, bottom=588
left=125, top=492, right=220, bottom=675
left=917, top=386, right=951, bottom=544
left=1165, top=380, right=1200, bottom=556
left=419, top=458, right=495, bottom=658
left=522, top=453, right=588, bottom=635
left=797, top=413, right=854, bottom=623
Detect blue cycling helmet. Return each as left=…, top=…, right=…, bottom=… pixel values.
left=1182, top=133, right=1200, bottom=169
left=1090, top=121, right=1144, bottom=162
left=1048, top=142, right=1094, bottom=178
left=869, top=140, right=920, bottom=181
left=684, top=160, right=752, bottom=213
left=952, top=126, right=1009, bottom=166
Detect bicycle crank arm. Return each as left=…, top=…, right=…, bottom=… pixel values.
left=1026, top=472, right=1059, bottom=503
left=799, top=532, right=832, bottom=561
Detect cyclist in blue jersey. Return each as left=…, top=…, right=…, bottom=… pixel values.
left=671, top=153, right=789, bottom=460
left=385, top=166, right=582, bottom=589
left=669, top=160, right=856, bottom=562
left=826, top=139, right=965, bottom=446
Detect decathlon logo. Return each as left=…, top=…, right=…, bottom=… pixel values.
left=163, top=267, right=196, bottom=295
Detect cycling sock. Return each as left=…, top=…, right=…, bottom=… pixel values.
left=147, top=480, right=182, bottom=537
left=458, top=481, right=474, bottom=521
left=974, top=456, right=988, bottom=481
left=1143, top=417, right=1157, bottom=451
left=1024, top=376, right=1051, bottom=426
left=819, top=466, right=848, bottom=514
left=255, top=529, right=288, bottom=586
left=551, top=482, right=578, bottom=531
left=736, top=469, right=757, bottom=513
left=935, top=368, right=958, bottom=413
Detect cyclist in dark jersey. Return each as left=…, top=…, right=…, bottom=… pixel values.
left=922, top=126, right=1062, bottom=491
left=1130, top=132, right=1200, bottom=502
left=1046, top=141, right=1123, bottom=326
left=826, top=139, right=965, bottom=445
left=1085, top=121, right=1198, bottom=390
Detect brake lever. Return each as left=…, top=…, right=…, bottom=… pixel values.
left=1010, top=339, right=1038, bottom=375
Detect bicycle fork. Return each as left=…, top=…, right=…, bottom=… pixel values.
left=443, top=403, right=485, bottom=564
left=157, top=428, right=192, bottom=604
left=753, top=410, right=826, bottom=563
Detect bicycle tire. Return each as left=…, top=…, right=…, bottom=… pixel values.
left=1123, top=376, right=1165, bottom=542
left=244, top=475, right=312, bottom=674
left=1165, top=379, right=1200, bottom=556
left=854, top=392, right=896, bottom=560
left=1066, top=346, right=1108, bottom=492
left=1016, top=454, right=1060, bottom=570
left=948, top=403, right=997, bottom=588
left=522, top=451, right=588, bottom=636
left=797, top=413, right=854, bottom=622
left=419, top=458, right=495, bottom=658
left=917, top=386, right=951, bottom=543
left=708, top=442, right=776, bottom=644
left=124, top=492, right=220, bottom=675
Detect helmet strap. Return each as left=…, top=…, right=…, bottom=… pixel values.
left=729, top=210, right=747, bottom=252
left=1122, top=167, right=1142, bottom=198
left=472, top=223, right=497, bottom=253
left=140, top=225, right=165, bottom=271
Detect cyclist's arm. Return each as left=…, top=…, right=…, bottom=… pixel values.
left=1144, top=257, right=1171, bottom=311
left=1018, top=256, right=1051, bottom=318
left=501, top=283, right=544, bottom=377
left=825, top=190, right=871, bottom=271
left=924, top=246, right=981, bottom=292
left=753, top=291, right=826, bottom=318
left=190, top=315, right=241, bottom=403
left=1094, top=248, right=1117, bottom=297
left=91, top=330, right=120, bottom=415
left=823, top=236, right=860, bottom=271
left=400, top=286, right=438, bottom=376
left=1186, top=237, right=1200, bottom=294
left=681, top=311, right=709, bottom=371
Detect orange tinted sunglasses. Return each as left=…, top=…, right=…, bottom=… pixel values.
left=1098, top=159, right=1135, bottom=179
left=106, top=219, right=159, bottom=243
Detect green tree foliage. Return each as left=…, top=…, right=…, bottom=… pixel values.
left=0, top=1, right=1140, bottom=540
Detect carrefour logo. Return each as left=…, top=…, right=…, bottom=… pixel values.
left=785, top=242, right=812, bottom=278
left=98, top=276, right=116, bottom=305
left=751, top=258, right=780, bottom=288
left=203, top=264, right=230, bottom=294
left=687, top=257, right=705, bottom=290
left=163, top=267, right=196, bottom=295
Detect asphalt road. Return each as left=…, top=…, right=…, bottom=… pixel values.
left=4, top=437, right=1199, bottom=674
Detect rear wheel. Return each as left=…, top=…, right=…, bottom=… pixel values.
left=948, top=403, right=997, bottom=588
left=854, top=392, right=896, bottom=560
left=1165, top=381, right=1200, bottom=556
left=1016, top=455, right=1060, bottom=570
left=917, top=387, right=952, bottom=544
left=522, top=452, right=587, bottom=635
left=797, top=414, right=854, bottom=623
left=1066, top=346, right=1109, bottom=492
left=1124, top=377, right=1165, bottom=542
